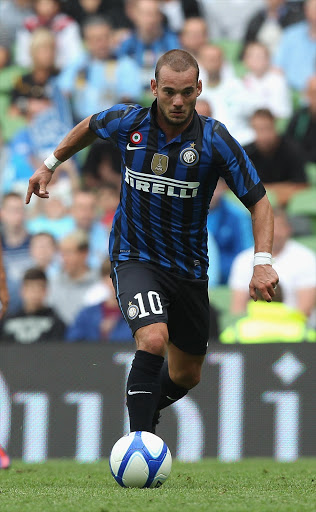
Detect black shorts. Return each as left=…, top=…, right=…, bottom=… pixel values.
left=111, top=260, right=210, bottom=355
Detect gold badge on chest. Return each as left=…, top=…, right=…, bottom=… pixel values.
left=151, top=153, right=169, bottom=175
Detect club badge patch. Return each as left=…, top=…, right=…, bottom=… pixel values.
left=180, top=146, right=199, bottom=166
left=127, top=302, right=139, bottom=320
left=130, top=132, right=143, bottom=144
left=151, top=153, right=169, bottom=175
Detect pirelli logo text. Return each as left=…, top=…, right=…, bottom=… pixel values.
left=125, top=167, right=200, bottom=198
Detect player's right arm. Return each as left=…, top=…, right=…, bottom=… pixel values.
left=25, top=116, right=97, bottom=204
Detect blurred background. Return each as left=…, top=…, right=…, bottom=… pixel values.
left=0, top=0, right=315, bottom=462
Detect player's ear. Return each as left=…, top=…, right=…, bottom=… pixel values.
left=151, top=79, right=158, bottom=97
left=197, top=79, right=202, bottom=97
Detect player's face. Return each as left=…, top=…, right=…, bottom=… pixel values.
left=151, top=65, right=202, bottom=127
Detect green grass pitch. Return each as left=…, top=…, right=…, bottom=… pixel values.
left=0, top=459, right=315, bottom=512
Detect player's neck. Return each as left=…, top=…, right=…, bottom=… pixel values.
left=156, top=112, right=194, bottom=143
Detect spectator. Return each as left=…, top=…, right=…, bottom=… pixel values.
left=198, top=44, right=256, bottom=145
left=0, top=268, right=65, bottom=343
left=61, top=0, right=131, bottom=31
left=66, top=258, right=133, bottom=342
left=179, top=16, right=209, bottom=62
left=229, top=208, right=316, bottom=323
left=47, top=230, right=99, bottom=325
left=244, top=109, right=307, bottom=205
left=241, top=0, right=304, bottom=56
left=96, top=184, right=120, bottom=231
left=242, top=41, right=292, bottom=120
left=10, top=28, right=67, bottom=121
left=15, top=0, right=82, bottom=70
left=57, top=16, right=141, bottom=122
left=0, top=193, right=33, bottom=313
left=30, top=232, right=60, bottom=279
left=0, top=1, right=33, bottom=38
left=82, top=139, right=121, bottom=191
left=286, top=75, right=316, bottom=164
left=160, top=1, right=201, bottom=34
left=195, top=98, right=212, bottom=117
left=82, top=257, right=113, bottom=307
left=66, top=190, right=109, bottom=270
left=220, top=284, right=316, bottom=343
left=207, top=178, right=253, bottom=284
left=199, top=0, right=265, bottom=41
left=274, top=0, right=316, bottom=91
left=117, top=0, right=179, bottom=95
left=27, top=194, right=74, bottom=239
left=0, top=25, right=14, bottom=70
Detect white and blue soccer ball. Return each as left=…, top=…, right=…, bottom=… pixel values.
left=109, top=431, right=172, bottom=488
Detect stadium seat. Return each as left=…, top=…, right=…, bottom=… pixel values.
left=305, top=163, right=316, bottom=188
left=294, top=235, right=316, bottom=254
left=287, top=188, right=316, bottom=217
left=215, top=38, right=246, bottom=77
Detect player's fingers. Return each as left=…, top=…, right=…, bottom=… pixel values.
left=249, top=282, right=258, bottom=302
left=258, top=283, right=275, bottom=302
left=25, top=182, right=35, bottom=204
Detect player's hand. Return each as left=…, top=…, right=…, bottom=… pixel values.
left=25, top=165, right=53, bottom=204
left=249, top=265, right=279, bottom=302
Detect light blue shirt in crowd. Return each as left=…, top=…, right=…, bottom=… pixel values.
left=57, top=54, right=142, bottom=120
left=27, top=217, right=109, bottom=271
left=274, top=21, right=316, bottom=91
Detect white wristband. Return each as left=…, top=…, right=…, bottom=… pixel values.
left=254, top=252, right=273, bottom=266
left=44, top=153, right=62, bottom=173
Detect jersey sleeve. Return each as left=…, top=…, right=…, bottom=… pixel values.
left=89, top=104, right=132, bottom=144
left=211, top=121, right=266, bottom=208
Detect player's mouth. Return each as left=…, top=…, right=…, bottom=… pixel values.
left=170, top=111, right=185, bottom=116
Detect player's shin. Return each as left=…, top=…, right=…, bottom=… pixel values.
left=126, top=350, right=164, bottom=432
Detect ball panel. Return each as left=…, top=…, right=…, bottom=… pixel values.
left=149, top=448, right=172, bottom=488
left=141, top=431, right=164, bottom=458
left=109, top=432, right=136, bottom=476
left=122, top=452, right=149, bottom=488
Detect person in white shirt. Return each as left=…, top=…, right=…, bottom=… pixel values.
left=198, top=43, right=256, bottom=145
left=15, top=0, right=82, bottom=70
left=229, top=208, right=316, bottom=324
left=242, top=41, right=292, bottom=120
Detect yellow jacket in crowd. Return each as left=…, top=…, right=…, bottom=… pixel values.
left=220, top=301, right=316, bottom=344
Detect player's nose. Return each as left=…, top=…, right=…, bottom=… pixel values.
left=173, top=94, right=184, bottom=107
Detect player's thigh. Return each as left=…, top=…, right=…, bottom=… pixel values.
left=168, top=276, right=210, bottom=356
left=111, top=261, right=169, bottom=337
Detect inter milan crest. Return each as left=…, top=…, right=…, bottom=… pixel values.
left=151, top=153, right=169, bottom=175
left=127, top=301, right=139, bottom=320
left=130, top=131, right=143, bottom=144
left=180, top=142, right=199, bottom=166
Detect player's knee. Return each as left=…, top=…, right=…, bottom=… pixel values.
left=170, top=367, right=201, bottom=390
left=135, top=324, right=168, bottom=356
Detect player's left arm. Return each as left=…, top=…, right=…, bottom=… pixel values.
left=247, top=195, right=279, bottom=302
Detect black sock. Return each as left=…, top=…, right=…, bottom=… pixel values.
left=127, top=350, right=164, bottom=432
left=157, top=361, right=188, bottom=411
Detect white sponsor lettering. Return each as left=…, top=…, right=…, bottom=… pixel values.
left=125, top=167, right=199, bottom=198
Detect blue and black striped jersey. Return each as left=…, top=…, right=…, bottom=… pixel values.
left=89, top=100, right=265, bottom=279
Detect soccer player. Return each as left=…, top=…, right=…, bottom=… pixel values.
left=25, top=49, right=279, bottom=434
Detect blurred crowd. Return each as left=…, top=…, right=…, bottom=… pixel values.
left=0, top=0, right=315, bottom=344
